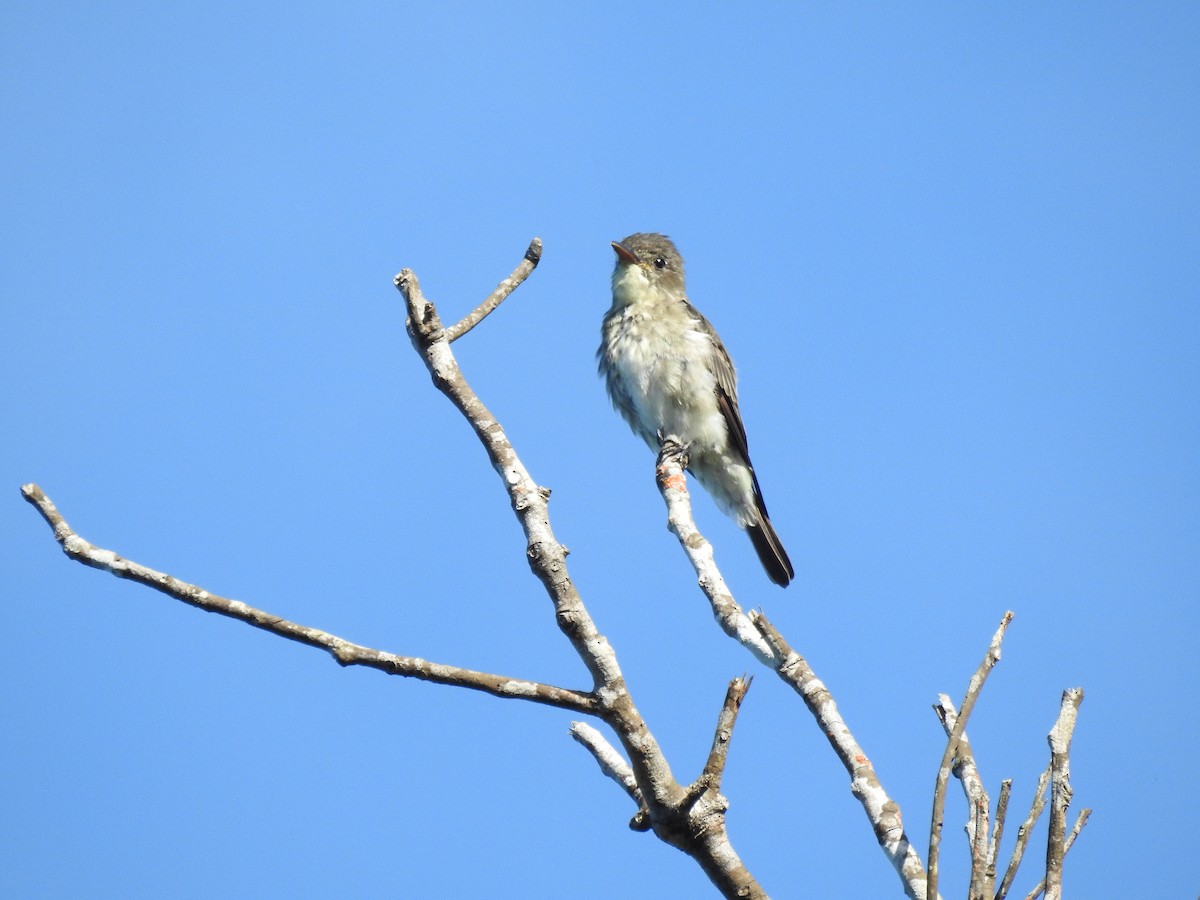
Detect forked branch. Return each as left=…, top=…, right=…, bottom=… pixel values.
left=654, top=442, right=933, bottom=900
left=933, top=695, right=992, bottom=898
left=927, top=612, right=1013, bottom=899
left=24, top=236, right=1089, bottom=900
left=1044, top=687, right=1084, bottom=900
left=26, top=241, right=767, bottom=899
left=397, top=247, right=766, bottom=899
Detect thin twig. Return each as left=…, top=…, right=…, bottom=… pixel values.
left=444, top=237, right=542, bottom=342
left=996, top=767, right=1052, bottom=900
left=19, top=483, right=597, bottom=713
left=570, top=721, right=641, bottom=805
left=987, top=779, right=1013, bottom=895
left=1021, top=808, right=1091, bottom=900
left=933, top=693, right=991, bottom=894
left=927, top=611, right=1014, bottom=900
left=1044, top=688, right=1084, bottom=900
left=692, top=676, right=753, bottom=797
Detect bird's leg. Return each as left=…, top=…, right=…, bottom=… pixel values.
left=657, top=431, right=691, bottom=469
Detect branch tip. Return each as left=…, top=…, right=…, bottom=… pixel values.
left=691, top=674, right=755, bottom=799
left=927, top=611, right=1015, bottom=899
left=445, top=238, right=544, bottom=342
left=24, top=489, right=596, bottom=713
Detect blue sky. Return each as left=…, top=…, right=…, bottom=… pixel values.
left=3, top=3, right=1197, bottom=897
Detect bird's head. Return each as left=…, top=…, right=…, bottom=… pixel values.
left=610, top=233, right=686, bottom=302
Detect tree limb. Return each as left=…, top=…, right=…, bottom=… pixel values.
left=23, top=234, right=1089, bottom=899
left=444, top=237, right=542, bottom=342
left=1022, top=808, right=1091, bottom=900
left=653, top=444, right=933, bottom=900
left=926, top=611, right=1013, bottom=900
left=1044, top=687, right=1084, bottom=900
left=996, top=766, right=1052, bottom=900
left=696, top=675, right=753, bottom=793
left=19, top=483, right=598, bottom=713
left=655, top=439, right=776, bottom=664
left=933, top=695, right=992, bottom=899
left=569, top=721, right=641, bottom=806
left=396, top=255, right=767, bottom=899
left=22, top=243, right=772, bottom=899
left=988, top=778, right=1013, bottom=895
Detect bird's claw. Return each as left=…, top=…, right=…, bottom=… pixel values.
left=656, top=431, right=691, bottom=467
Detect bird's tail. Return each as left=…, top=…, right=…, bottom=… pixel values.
left=748, top=514, right=794, bottom=588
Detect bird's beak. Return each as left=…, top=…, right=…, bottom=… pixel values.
left=611, top=241, right=640, bottom=265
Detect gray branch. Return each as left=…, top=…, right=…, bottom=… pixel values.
left=569, top=722, right=641, bottom=806
left=24, top=234, right=1089, bottom=900
left=444, top=237, right=542, bottom=342
left=654, top=443, right=934, bottom=900
left=692, top=676, right=753, bottom=797
left=926, top=611, right=1013, bottom=900
left=988, top=778, right=1013, bottom=893
left=1044, top=687, right=1084, bottom=900
left=933, top=696, right=992, bottom=899
left=1023, top=808, right=1091, bottom=900
left=25, top=242, right=766, bottom=899
left=997, top=767, right=1052, bottom=900
left=19, top=484, right=597, bottom=713
left=655, top=439, right=777, bottom=663
left=396, top=255, right=767, bottom=899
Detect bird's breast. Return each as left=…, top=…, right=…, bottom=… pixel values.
left=602, top=305, right=726, bottom=450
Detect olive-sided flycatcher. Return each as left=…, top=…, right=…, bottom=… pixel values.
left=598, top=233, right=794, bottom=587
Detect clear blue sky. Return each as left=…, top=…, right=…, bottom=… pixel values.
left=3, top=4, right=1197, bottom=898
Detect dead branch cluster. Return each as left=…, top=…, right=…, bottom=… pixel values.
left=22, top=238, right=1088, bottom=898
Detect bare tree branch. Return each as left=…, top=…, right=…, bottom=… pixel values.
left=997, top=767, right=1052, bottom=900
left=933, top=695, right=992, bottom=900
left=652, top=442, right=933, bottom=899
left=26, top=245, right=768, bottom=898
left=444, top=237, right=542, bottom=342
left=656, top=436, right=1086, bottom=900
left=396, top=258, right=767, bottom=899
left=19, top=483, right=597, bottom=713
left=988, top=778, right=1013, bottom=895
left=655, top=439, right=777, bottom=664
left=696, top=675, right=753, bottom=793
left=1044, top=687, right=1084, bottom=900
left=754, top=612, right=935, bottom=899
left=23, top=236, right=1089, bottom=900
left=927, top=611, right=1013, bottom=900
left=1022, top=808, right=1091, bottom=900
left=570, top=721, right=641, bottom=806
left=24, top=244, right=774, bottom=899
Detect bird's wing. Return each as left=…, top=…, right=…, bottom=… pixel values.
left=694, top=305, right=775, bottom=517
left=691, top=305, right=749, bottom=458
left=715, top=384, right=750, bottom=463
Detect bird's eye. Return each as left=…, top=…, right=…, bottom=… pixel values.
left=653, top=256, right=667, bottom=269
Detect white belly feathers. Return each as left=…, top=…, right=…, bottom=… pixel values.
left=606, top=308, right=728, bottom=453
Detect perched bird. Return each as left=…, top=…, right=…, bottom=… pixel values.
left=598, top=232, right=794, bottom=587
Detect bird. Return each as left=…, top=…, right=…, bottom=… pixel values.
left=598, top=232, right=794, bottom=587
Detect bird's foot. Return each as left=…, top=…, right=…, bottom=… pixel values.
left=656, top=432, right=691, bottom=468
